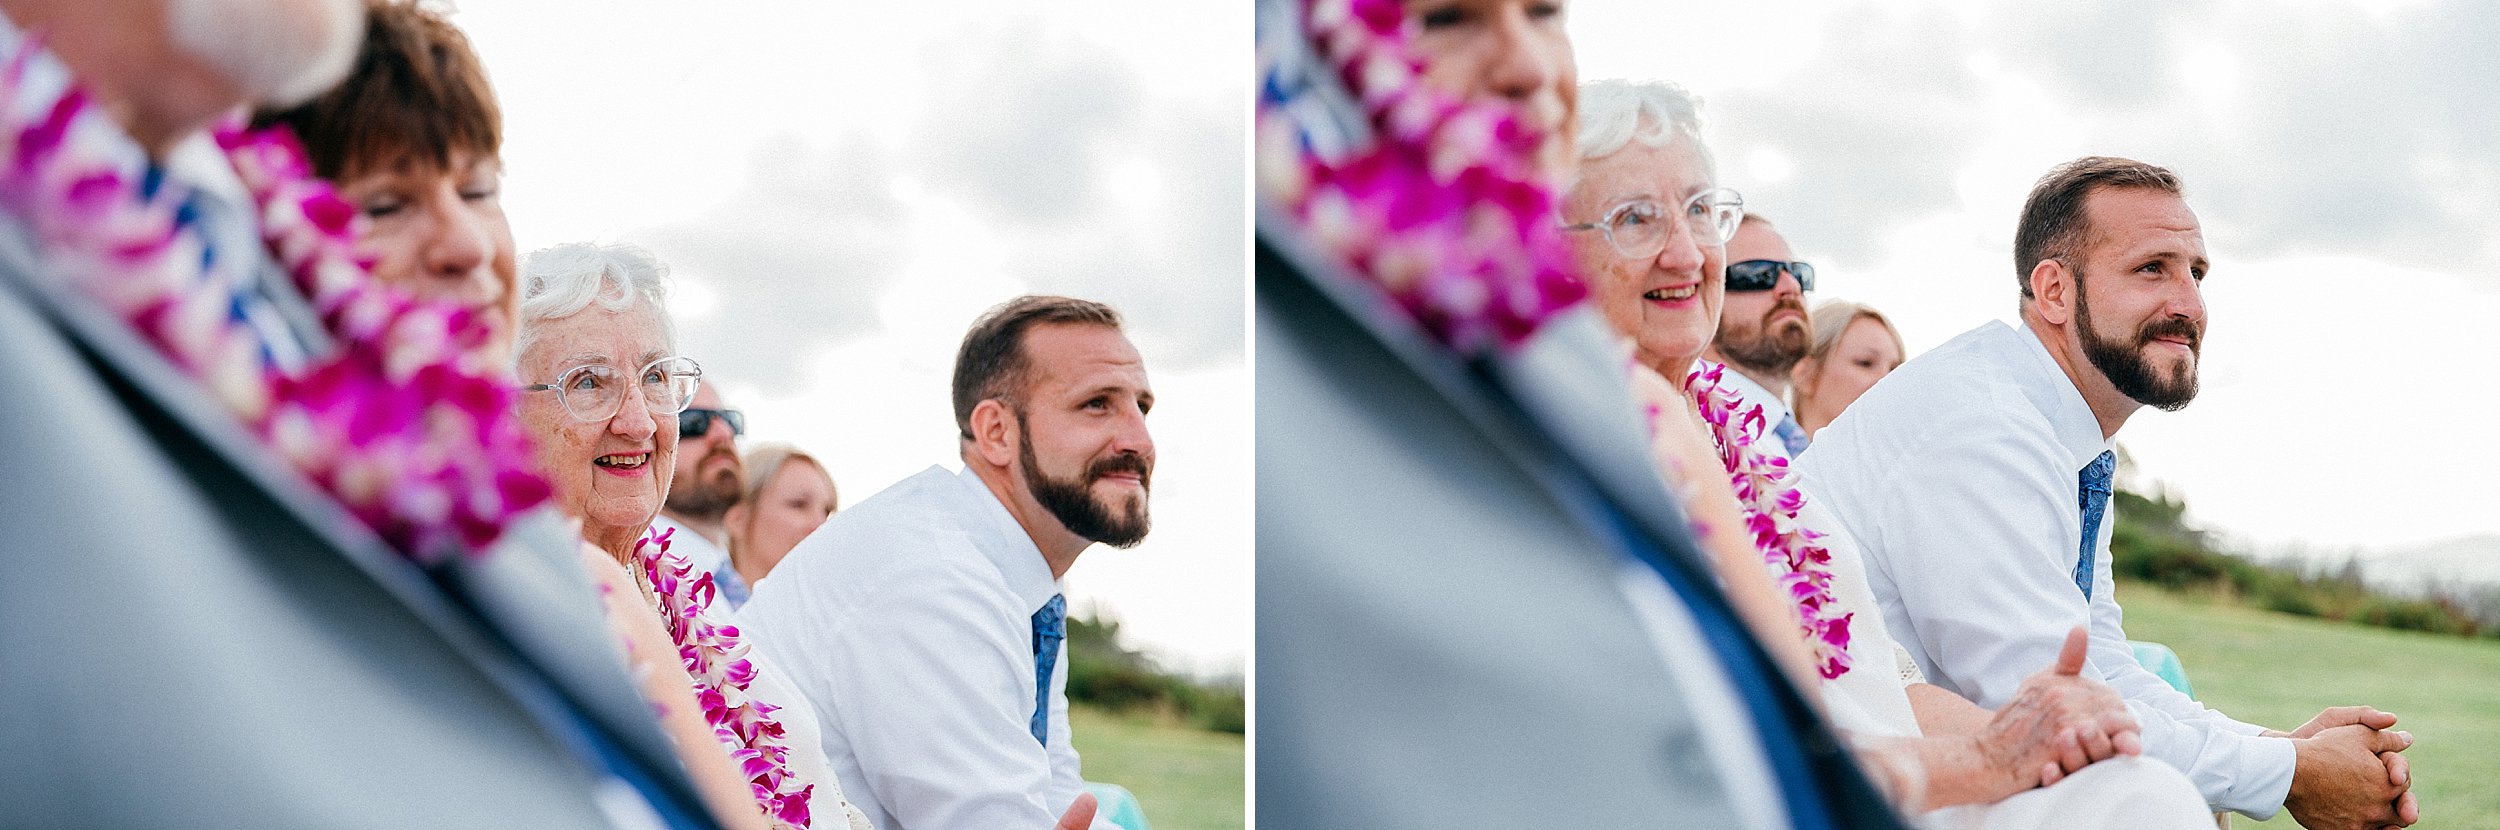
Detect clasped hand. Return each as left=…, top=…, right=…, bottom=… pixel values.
left=2285, top=706, right=2419, bottom=829
left=1976, top=626, right=2140, bottom=791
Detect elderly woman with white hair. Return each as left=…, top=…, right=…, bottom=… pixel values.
left=1559, top=79, right=2214, bottom=829
left=513, top=242, right=874, bottom=830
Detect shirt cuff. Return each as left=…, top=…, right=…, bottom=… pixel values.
left=2217, top=734, right=2297, bottom=820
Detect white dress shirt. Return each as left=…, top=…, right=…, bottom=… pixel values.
left=738, top=465, right=1112, bottom=830
left=649, top=514, right=730, bottom=576
left=1796, top=320, right=2295, bottom=818
left=1705, top=362, right=1800, bottom=463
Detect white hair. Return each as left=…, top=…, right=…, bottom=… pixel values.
left=1573, top=79, right=1716, bottom=179
left=514, top=242, right=675, bottom=365
left=169, top=0, right=365, bottom=108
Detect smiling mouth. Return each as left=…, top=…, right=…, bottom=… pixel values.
left=594, top=452, right=651, bottom=470
left=1643, top=285, right=1698, bottom=302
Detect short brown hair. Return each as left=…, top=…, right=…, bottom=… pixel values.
left=952, top=296, right=1125, bottom=440
left=249, top=0, right=502, bottom=181
left=2012, top=156, right=2182, bottom=297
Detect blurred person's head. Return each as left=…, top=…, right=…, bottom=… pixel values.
left=1789, top=300, right=1904, bottom=439
left=2014, top=156, right=2207, bottom=418
left=252, top=0, right=515, bottom=355
left=1563, top=79, right=1741, bottom=377
left=1706, top=215, right=1812, bottom=387
left=512, top=242, right=694, bottom=554
left=664, top=383, right=744, bottom=530
left=1400, top=0, right=1577, bottom=173
left=954, top=296, right=1155, bottom=564
left=724, top=442, right=835, bottom=587
left=4, top=0, right=362, bottom=155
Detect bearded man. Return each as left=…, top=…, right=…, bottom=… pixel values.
left=1796, top=157, right=2420, bottom=830
left=1702, top=213, right=1817, bottom=459
left=739, top=295, right=1149, bottom=830
left=655, top=382, right=746, bottom=590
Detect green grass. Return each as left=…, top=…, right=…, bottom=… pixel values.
left=2118, top=580, right=2500, bottom=829
left=1072, top=703, right=1245, bottom=830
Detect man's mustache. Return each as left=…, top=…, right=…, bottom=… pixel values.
left=2139, top=317, right=2202, bottom=353
left=1088, top=454, right=1153, bottom=488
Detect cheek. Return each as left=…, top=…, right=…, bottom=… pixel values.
left=354, top=223, right=421, bottom=286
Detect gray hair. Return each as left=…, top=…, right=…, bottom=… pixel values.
left=513, top=242, right=674, bottom=364
left=1573, top=78, right=1716, bottom=179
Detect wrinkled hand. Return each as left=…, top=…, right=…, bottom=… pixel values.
left=1977, top=626, right=2140, bottom=791
left=2286, top=724, right=2417, bottom=829
left=1055, top=792, right=1099, bottom=830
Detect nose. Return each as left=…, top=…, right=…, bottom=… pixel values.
left=1774, top=266, right=1805, bottom=301
left=609, top=383, right=659, bottom=441
left=2167, top=274, right=2208, bottom=329
left=1653, top=220, right=1707, bottom=275
left=1481, top=7, right=1558, bottom=105
left=1112, top=400, right=1155, bottom=463
left=420, top=187, right=498, bottom=306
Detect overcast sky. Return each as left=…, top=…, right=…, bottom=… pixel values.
left=1571, top=0, right=2500, bottom=552
left=448, top=0, right=1248, bottom=675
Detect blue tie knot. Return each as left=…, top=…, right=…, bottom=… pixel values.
left=2082, top=450, right=2115, bottom=495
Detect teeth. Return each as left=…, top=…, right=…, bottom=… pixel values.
left=1644, top=285, right=1697, bottom=301
left=595, top=453, right=648, bottom=468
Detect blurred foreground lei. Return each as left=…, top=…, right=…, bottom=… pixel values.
left=634, top=527, right=814, bottom=828
left=1685, top=362, right=1855, bottom=679
left=0, top=30, right=547, bottom=561
left=1258, top=0, right=1584, bottom=353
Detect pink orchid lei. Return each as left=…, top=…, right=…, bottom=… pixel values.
left=1260, top=0, right=1585, bottom=353
left=633, top=527, right=814, bottom=829
left=0, top=33, right=547, bottom=562
left=1683, top=362, right=1855, bottom=679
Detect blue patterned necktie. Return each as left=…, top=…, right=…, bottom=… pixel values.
left=1772, top=415, right=1811, bottom=457
left=1030, top=594, right=1067, bottom=745
left=2075, top=451, right=2116, bottom=601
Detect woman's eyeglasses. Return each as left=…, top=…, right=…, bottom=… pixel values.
left=522, top=356, right=702, bottom=423
left=1561, top=187, right=1746, bottom=259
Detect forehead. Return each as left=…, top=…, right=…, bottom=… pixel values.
left=1726, top=221, right=1792, bottom=261
left=1572, top=137, right=1711, bottom=207
left=521, top=305, right=671, bottom=370
left=1020, top=323, right=1148, bottom=393
left=2081, top=187, right=2204, bottom=256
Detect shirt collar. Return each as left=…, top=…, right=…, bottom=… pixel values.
left=950, top=464, right=1062, bottom=614
left=2000, top=320, right=2117, bottom=471
left=1706, top=362, right=1793, bottom=427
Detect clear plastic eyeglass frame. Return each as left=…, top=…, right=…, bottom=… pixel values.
left=521, top=355, right=704, bottom=423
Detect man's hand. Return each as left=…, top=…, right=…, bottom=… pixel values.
left=1055, top=792, right=1099, bottom=830
left=2285, top=724, right=2418, bottom=829
left=2285, top=706, right=2400, bottom=739
left=1976, top=626, right=2140, bottom=790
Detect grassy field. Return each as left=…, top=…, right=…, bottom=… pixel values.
left=1072, top=704, right=1246, bottom=830
left=2118, top=580, right=2500, bottom=829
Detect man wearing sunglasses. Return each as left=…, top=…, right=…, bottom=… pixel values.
left=654, top=382, right=750, bottom=603
left=1702, top=214, right=1819, bottom=460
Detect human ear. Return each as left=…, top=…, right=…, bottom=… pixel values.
left=968, top=398, right=1019, bottom=469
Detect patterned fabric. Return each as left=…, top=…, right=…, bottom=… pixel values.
left=2075, top=450, right=2116, bottom=601
left=1773, top=415, right=1810, bottom=457
left=1029, top=594, right=1068, bottom=745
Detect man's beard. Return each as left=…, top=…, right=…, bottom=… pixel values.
left=1019, top=412, right=1152, bottom=549
left=664, top=451, right=743, bottom=521
left=2074, top=272, right=2202, bottom=411
left=1717, top=298, right=1811, bottom=376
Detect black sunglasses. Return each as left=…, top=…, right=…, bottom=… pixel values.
left=678, top=407, right=746, bottom=439
left=1727, top=259, right=1815, bottom=292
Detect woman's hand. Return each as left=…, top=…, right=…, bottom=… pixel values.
left=1975, top=626, right=2140, bottom=793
